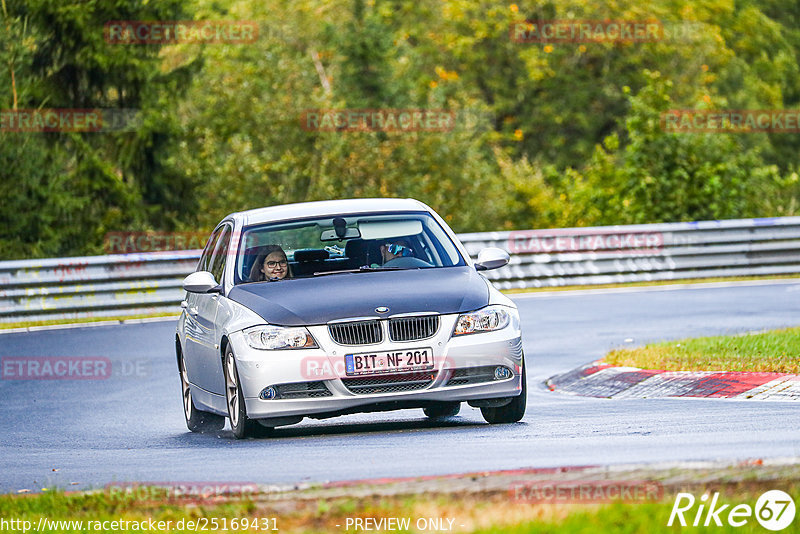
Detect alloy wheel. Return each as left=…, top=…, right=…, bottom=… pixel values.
left=225, top=353, right=240, bottom=428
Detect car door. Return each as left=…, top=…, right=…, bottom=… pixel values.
left=189, top=224, right=232, bottom=395
left=183, top=225, right=224, bottom=393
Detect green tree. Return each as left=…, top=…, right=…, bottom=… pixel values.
left=1, top=0, right=191, bottom=259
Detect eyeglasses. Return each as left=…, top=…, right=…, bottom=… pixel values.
left=265, top=260, right=288, bottom=268
left=384, top=243, right=409, bottom=256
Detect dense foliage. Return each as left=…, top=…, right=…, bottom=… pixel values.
left=2, top=0, right=799, bottom=258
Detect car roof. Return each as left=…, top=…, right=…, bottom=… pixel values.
left=231, top=198, right=431, bottom=226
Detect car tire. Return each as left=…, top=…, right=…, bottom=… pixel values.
left=423, top=402, right=461, bottom=418
left=480, top=357, right=527, bottom=424
left=180, top=352, right=225, bottom=432
left=224, top=347, right=271, bottom=439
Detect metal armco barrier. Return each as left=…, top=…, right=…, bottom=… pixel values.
left=2, top=216, right=800, bottom=323
left=0, top=252, right=199, bottom=323
left=460, top=216, right=800, bottom=289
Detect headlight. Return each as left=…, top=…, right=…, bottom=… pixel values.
left=453, top=306, right=512, bottom=336
left=243, top=325, right=317, bottom=350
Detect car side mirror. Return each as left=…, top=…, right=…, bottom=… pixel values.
left=474, top=247, right=510, bottom=271
left=183, top=271, right=222, bottom=294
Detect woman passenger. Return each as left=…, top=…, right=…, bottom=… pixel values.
left=249, top=245, right=292, bottom=281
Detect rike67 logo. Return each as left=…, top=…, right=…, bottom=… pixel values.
left=668, top=490, right=795, bottom=531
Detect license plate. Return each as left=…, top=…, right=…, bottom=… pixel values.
left=344, top=348, right=434, bottom=376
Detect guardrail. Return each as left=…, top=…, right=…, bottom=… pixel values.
left=459, top=216, right=800, bottom=289
left=2, top=217, right=800, bottom=323
left=0, top=252, right=200, bottom=323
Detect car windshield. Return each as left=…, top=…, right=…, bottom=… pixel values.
left=234, top=211, right=465, bottom=284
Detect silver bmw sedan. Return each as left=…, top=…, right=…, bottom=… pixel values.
left=176, top=198, right=526, bottom=438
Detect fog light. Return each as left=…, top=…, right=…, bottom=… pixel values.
left=259, top=386, right=278, bottom=400
left=494, top=366, right=512, bottom=380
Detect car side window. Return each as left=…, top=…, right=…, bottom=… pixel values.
left=209, top=225, right=232, bottom=284
left=197, top=227, right=222, bottom=273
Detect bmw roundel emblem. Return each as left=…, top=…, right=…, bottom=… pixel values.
left=375, top=306, right=389, bottom=313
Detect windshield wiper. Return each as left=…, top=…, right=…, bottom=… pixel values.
left=313, top=266, right=404, bottom=276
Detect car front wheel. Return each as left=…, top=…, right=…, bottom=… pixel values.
left=224, top=347, right=271, bottom=439
left=480, top=357, right=527, bottom=424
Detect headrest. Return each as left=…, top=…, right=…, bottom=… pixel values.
left=293, top=249, right=329, bottom=262
left=345, top=239, right=364, bottom=255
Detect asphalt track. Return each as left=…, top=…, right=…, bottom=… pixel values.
left=1, top=281, right=799, bottom=493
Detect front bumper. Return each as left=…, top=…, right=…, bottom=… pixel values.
left=228, top=313, right=524, bottom=420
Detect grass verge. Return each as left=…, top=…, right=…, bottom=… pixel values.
left=605, top=326, right=800, bottom=373
left=502, top=274, right=800, bottom=294
left=0, top=463, right=797, bottom=533
left=0, top=312, right=179, bottom=331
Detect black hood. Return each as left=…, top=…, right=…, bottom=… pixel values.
left=227, top=266, right=489, bottom=326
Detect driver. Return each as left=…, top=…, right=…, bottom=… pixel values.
left=379, top=239, right=431, bottom=268
left=381, top=240, right=412, bottom=263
